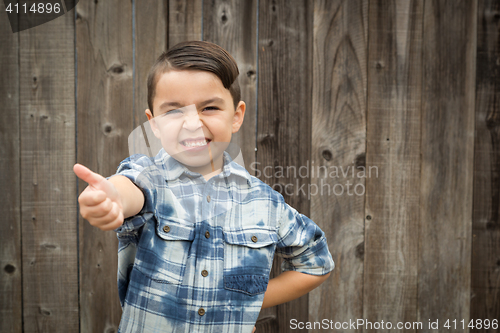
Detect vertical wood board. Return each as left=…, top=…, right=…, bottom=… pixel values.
left=0, top=1, right=22, bottom=332
left=168, top=0, right=202, bottom=48
left=19, top=11, right=78, bottom=333
left=310, top=0, right=368, bottom=331
left=363, top=0, right=423, bottom=331
left=472, top=0, right=500, bottom=328
left=76, top=0, right=133, bottom=331
left=257, top=0, right=313, bottom=331
left=134, top=0, right=168, bottom=155
left=418, top=0, right=476, bottom=329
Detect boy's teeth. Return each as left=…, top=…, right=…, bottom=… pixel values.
left=183, top=139, right=207, bottom=147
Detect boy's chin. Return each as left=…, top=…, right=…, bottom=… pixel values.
left=168, top=152, right=224, bottom=174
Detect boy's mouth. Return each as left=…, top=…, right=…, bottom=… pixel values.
left=180, top=137, right=212, bottom=148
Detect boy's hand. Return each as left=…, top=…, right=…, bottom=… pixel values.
left=74, top=163, right=124, bottom=231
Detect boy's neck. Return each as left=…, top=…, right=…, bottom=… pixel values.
left=202, top=167, right=223, bottom=181
left=185, top=155, right=224, bottom=181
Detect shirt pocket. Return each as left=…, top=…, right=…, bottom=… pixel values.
left=134, top=217, right=195, bottom=285
left=222, top=227, right=278, bottom=295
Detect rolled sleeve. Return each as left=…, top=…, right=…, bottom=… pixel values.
left=275, top=202, right=335, bottom=276
left=112, top=154, right=157, bottom=235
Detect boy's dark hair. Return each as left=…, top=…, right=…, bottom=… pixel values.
left=147, top=41, right=241, bottom=114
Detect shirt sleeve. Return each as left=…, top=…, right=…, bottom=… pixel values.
left=275, top=200, right=335, bottom=276
left=112, top=154, right=158, bottom=235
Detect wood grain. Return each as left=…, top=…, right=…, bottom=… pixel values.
left=134, top=0, right=168, bottom=154
left=0, top=1, right=22, bottom=332
left=257, top=0, right=313, bottom=331
left=203, top=0, right=258, bottom=173
left=19, top=8, right=78, bottom=333
left=418, top=0, right=476, bottom=330
left=76, top=0, right=133, bottom=331
left=472, top=0, right=500, bottom=329
left=168, top=0, right=202, bottom=48
left=309, top=0, right=368, bottom=331
left=363, top=1, right=423, bottom=331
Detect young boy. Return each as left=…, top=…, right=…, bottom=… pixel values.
left=74, top=41, right=334, bottom=333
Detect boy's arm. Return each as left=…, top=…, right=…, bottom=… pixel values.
left=108, top=175, right=144, bottom=219
left=261, top=271, right=330, bottom=309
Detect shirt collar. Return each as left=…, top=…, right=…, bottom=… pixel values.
left=154, top=148, right=252, bottom=184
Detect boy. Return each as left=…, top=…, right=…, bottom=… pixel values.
left=74, top=41, right=334, bottom=333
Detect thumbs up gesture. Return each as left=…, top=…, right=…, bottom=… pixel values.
left=74, top=163, right=124, bottom=231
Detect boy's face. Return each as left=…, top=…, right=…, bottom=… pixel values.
left=146, top=70, right=245, bottom=175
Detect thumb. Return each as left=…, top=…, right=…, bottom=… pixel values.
left=73, top=163, right=106, bottom=188
left=74, top=163, right=120, bottom=201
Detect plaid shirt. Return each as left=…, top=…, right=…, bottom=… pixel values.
left=113, top=149, right=334, bottom=333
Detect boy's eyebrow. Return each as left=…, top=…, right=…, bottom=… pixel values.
left=158, top=97, right=225, bottom=111
left=197, top=97, right=225, bottom=107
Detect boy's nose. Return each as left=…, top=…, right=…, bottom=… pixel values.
left=182, top=105, right=203, bottom=131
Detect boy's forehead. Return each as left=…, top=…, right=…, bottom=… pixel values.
left=154, top=70, right=231, bottom=106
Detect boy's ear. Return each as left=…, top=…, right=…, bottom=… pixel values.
left=145, top=109, right=161, bottom=138
left=232, top=101, right=246, bottom=134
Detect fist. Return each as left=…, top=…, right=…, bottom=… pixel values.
left=74, top=163, right=124, bottom=231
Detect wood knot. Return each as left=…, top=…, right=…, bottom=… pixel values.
left=258, top=133, right=275, bottom=146
left=321, top=149, right=333, bottom=161
left=246, top=70, right=256, bottom=78
left=486, top=221, right=498, bottom=230
left=221, top=13, right=228, bottom=24
left=355, top=153, right=365, bottom=168
left=355, top=242, right=364, bottom=259
left=39, top=307, right=51, bottom=316
left=109, top=64, right=125, bottom=74
left=4, top=264, right=15, bottom=274
left=104, top=124, right=113, bottom=134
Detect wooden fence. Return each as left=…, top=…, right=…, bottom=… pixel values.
left=1, top=0, right=499, bottom=332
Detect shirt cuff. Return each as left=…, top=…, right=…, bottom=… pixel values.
left=280, top=234, right=335, bottom=275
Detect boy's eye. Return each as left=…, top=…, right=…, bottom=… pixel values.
left=162, top=108, right=183, bottom=116
left=203, top=106, right=219, bottom=112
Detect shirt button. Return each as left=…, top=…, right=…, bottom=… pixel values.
left=201, top=270, right=208, bottom=277
left=198, top=308, right=205, bottom=316
left=206, top=195, right=211, bottom=202
left=205, top=231, right=210, bottom=239
left=163, top=226, right=170, bottom=233
left=251, top=235, right=258, bottom=243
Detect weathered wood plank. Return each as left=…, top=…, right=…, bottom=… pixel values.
left=257, top=0, right=313, bottom=332
left=134, top=0, right=168, bottom=149
left=472, top=0, right=500, bottom=329
left=203, top=0, right=258, bottom=173
left=168, top=0, right=202, bottom=47
left=363, top=1, right=423, bottom=332
left=309, top=0, right=368, bottom=331
left=76, top=0, right=133, bottom=331
left=0, top=1, right=22, bottom=332
left=19, top=9, right=78, bottom=333
left=418, top=0, right=476, bottom=330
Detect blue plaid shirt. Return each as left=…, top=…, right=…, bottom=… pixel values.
left=113, top=149, right=334, bottom=333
